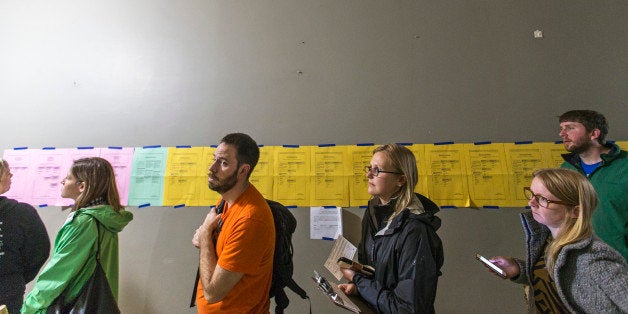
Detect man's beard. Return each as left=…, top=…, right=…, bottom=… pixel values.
left=566, top=138, right=594, bottom=154
left=208, top=170, right=238, bottom=194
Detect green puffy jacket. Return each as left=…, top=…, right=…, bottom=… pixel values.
left=561, top=143, right=628, bottom=260
left=22, top=205, right=133, bottom=314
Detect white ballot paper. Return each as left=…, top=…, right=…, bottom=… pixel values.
left=324, top=235, right=357, bottom=280
left=310, top=206, right=343, bottom=240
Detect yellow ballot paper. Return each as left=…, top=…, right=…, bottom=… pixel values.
left=348, top=145, right=376, bottom=207
left=463, top=143, right=510, bottom=207
left=504, top=143, right=546, bottom=207
left=198, top=146, right=221, bottom=206
left=408, top=144, right=429, bottom=197
left=542, top=142, right=568, bottom=168
left=615, top=141, right=628, bottom=151
left=273, top=145, right=311, bottom=206
left=310, top=145, right=350, bottom=207
left=250, top=145, right=275, bottom=199
left=424, top=143, right=470, bottom=207
left=163, top=147, right=206, bottom=206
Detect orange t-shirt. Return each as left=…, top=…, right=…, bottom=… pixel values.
left=196, top=185, right=275, bottom=314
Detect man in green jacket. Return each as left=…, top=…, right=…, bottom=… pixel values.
left=559, top=110, right=627, bottom=260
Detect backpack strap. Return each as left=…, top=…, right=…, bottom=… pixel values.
left=190, top=200, right=225, bottom=308
left=286, top=279, right=308, bottom=300
left=273, top=288, right=289, bottom=313
left=189, top=268, right=200, bottom=308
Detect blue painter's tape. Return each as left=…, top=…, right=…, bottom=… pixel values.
left=258, top=144, right=265, bottom=147
left=42, top=147, right=56, bottom=150
left=440, top=205, right=458, bottom=209
left=318, top=143, right=336, bottom=147
left=286, top=205, right=298, bottom=209
left=77, top=146, right=94, bottom=150
left=38, top=204, right=48, bottom=208
left=210, top=144, right=218, bottom=148
left=554, top=140, right=563, bottom=144
left=107, top=146, right=123, bottom=149
left=356, top=143, right=374, bottom=146
left=138, top=203, right=151, bottom=208
left=483, top=205, right=500, bottom=209
left=174, top=204, right=185, bottom=208
left=143, top=145, right=161, bottom=149
left=514, top=141, right=533, bottom=145
left=13, top=147, right=28, bottom=150
left=359, top=205, right=368, bottom=209
left=396, top=142, right=413, bottom=146
left=474, top=141, right=491, bottom=145
left=283, top=144, right=299, bottom=148
left=322, top=237, right=334, bottom=241
left=323, top=206, right=337, bottom=208
left=176, top=145, right=192, bottom=148
left=434, top=141, right=454, bottom=145
left=607, top=140, right=616, bottom=144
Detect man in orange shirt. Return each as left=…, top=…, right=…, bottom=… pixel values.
left=192, top=133, right=275, bottom=313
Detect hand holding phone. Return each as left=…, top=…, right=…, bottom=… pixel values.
left=337, top=257, right=375, bottom=277
left=475, top=253, right=507, bottom=278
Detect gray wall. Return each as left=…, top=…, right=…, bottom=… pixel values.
left=2, top=0, right=626, bottom=313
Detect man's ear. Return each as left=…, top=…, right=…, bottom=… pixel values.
left=239, top=164, right=251, bottom=178
left=590, top=128, right=601, bottom=142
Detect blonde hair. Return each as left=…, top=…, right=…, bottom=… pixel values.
left=532, top=168, right=596, bottom=273
left=70, top=157, right=123, bottom=212
left=0, top=159, right=7, bottom=177
left=373, top=144, right=424, bottom=222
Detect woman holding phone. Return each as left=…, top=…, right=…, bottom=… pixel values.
left=22, top=157, right=133, bottom=314
left=490, top=168, right=628, bottom=313
left=338, top=144, right=444, bottom=314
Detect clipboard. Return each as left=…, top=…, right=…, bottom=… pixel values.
left=312, top=270, right=361, bottom=313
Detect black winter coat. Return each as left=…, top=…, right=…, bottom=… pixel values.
left=354, top=193, right=444, bottom=314
left=0, top=196, right=50, bottom=313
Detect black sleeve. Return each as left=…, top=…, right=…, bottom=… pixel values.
left=20, top=204, right=51, bottom=283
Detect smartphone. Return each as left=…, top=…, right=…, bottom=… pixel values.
left=337, top=257, right=375, bottom=276
left=475, top=253, right=506, bottom=278
left=337, top=257, right=353, bottom=266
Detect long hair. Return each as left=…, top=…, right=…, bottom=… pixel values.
left=532, top=168, right=596, bottom=273
left=70, top=157, right=123, bottom=213
left=373, top=144, right=424, bottom=222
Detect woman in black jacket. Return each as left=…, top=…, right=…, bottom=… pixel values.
left=0, top=159, right=50, bottom=314
left=338, top=144, right=444, bottom=314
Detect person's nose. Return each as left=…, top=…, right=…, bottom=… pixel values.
left=208, top=162, right=218, bottom=174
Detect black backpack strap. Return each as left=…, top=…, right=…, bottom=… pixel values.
left=273, top=288, right=289, bottom=314
left=190, top=267, right=200, bottom=308
left=190, top=200, right=225, bottom=308
left=286, top=279, right=308, bottom=300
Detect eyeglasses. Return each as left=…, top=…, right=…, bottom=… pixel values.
left=523, top=187, right=569, bottom=208
left=364, top=166, right=402, bottom=177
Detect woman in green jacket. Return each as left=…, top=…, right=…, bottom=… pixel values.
left=22, top=157, right=133, bottom=314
